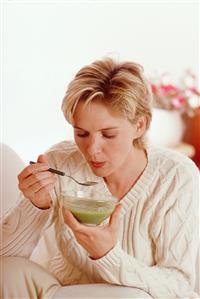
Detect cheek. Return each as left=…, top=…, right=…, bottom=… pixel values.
left=111, top=134, right=133, bottom=149
left=74, top=137, right=85, bottom=152
left=105, top=139, right=132, bottom=159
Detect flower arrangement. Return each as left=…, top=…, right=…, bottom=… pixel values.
left=150, top=70, right=200, bottom=117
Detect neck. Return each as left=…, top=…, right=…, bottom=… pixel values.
left=104, top=147, right=147, bottom=199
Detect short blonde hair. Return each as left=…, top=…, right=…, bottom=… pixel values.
left=62, top=58, right=152, bottom=148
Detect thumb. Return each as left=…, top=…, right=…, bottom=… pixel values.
left=109, top=203, right=122, bottom=230
left=37, top=154, right=48, bottom=164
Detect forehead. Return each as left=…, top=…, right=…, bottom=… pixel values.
left=74, top=100, right=122, bottom=120
left=73, top=100, right=130, bottom=130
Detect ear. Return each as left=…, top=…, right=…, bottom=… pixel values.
left=135, top=116, right=147, bottom=138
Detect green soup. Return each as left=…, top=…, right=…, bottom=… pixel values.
left=62, top=195, right=117, bottom=225
left=68, top=207, right=114, bottom=225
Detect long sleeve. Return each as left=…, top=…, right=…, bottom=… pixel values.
left=0, top=141, right=76, bottom=260
left=90, top=163, right=199, bottom=298
left=0, top=195, right=51, bottom=258
left=22, top=141, right=199, bottom=294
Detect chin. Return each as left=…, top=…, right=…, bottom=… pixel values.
left=90, top=166, right=113, bottom=178
left=90, top=168, right=106, bottom=177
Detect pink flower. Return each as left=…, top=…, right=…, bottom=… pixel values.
left=188, top=87, right=200, bottom=95
left=149, top=70, right=200, bottom=117
left=172, top=96, right=186, bottom=108
left=151, top=84, right=157, bottom=94
left=160, top=84, right=177, bottom=96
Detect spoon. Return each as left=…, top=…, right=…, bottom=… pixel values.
left=29, top=161, right=98, bottom=187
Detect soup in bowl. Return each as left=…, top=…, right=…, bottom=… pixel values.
left=61, top=191, right=118, bottom=226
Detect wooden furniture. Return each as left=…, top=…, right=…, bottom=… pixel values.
left=183, top=113, right=200, bottom=164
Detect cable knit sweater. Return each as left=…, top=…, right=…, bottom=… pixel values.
left=1, top=141, right=199, bottom=298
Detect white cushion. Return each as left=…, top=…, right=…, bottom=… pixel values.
left=0, top=143, right=25, bottom=216
left=53, top=284, right=153, bottom=298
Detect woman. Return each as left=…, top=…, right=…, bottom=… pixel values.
left=1, top=58, right=199, bottom=298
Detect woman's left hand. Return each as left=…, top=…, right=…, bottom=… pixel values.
left=62, top=204, right=122, bottom=260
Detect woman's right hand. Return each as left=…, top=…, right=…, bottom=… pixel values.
left=18, top=155, right=57, bottom=209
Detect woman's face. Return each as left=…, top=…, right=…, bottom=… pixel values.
left=73, top=100, right=141, bottom=178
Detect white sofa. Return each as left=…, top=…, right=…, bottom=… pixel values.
left=1, top=143, right=199, bottom=298
left=1, top=143, right=25, bottom=216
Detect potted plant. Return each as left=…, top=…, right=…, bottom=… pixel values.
left=147, top=70, right=200, bottom=147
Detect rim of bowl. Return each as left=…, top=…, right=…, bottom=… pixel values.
left=61, top=191, right=118, bottom=204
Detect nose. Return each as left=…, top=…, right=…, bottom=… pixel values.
left=86, top=136, right=102, bottom=158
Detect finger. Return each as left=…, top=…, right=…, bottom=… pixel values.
left=24, top=176, right=57, bottom=195
left=108, top=204, right=122, bottom=230
left=18, top=163, right=49, bottom=181
left=37, top=154, right=49, bottom=164
left=62, top=207, right=82, bottom=232
left=33, top=182, right=56, bottom=199
left=19, top=171, right=56, bottom=191
left=18, top=171, right=57, bottom=191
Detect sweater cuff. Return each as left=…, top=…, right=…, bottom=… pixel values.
left=20, top=196, right=52, bottom=218
left=89, top=241, right=122, bottom=267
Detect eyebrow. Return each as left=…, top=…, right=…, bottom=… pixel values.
left=74, top=126, right=119, bottom=131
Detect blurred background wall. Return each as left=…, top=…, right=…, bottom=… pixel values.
left=1, top=0, right=199, bottom=165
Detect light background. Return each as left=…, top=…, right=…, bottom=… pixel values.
left=1, top=0, right=199, bottom=162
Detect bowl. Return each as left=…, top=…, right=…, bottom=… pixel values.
left=61, top=191, right=118, bottom=226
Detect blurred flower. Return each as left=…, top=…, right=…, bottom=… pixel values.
left=149, top=70, right=200, bottom=117
left=172, top=96, right=186, bottom=108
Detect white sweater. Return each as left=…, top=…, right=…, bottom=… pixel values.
left=1, top=141, right=199, bottom=298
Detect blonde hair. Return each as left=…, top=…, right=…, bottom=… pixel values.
left=62, top=58, right=152, bottom=148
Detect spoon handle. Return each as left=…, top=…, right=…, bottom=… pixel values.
left=30, top=161, right=65, bottom=176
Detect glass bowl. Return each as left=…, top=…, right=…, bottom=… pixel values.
left=61, top=191, right=118, bottom=226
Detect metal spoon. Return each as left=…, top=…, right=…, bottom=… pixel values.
left=30, top=161, right=98, bottom=186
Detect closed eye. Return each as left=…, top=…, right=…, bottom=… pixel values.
left=76, top=133, right=116, bottom=139
left=102, top=134, right=116, bottom=139
left=77, top=133, right=89, bottom=137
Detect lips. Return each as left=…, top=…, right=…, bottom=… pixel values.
left=90, top=161, right=106, bottom=168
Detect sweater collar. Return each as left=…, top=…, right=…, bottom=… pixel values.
left=85, top=145, right=159, bottom=213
